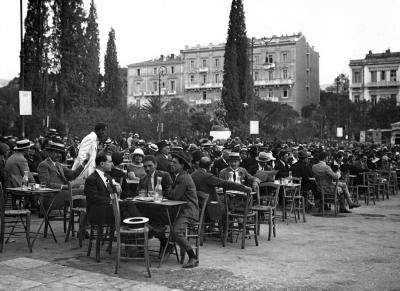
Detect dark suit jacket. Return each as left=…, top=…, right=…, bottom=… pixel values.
left=37, top=157, right=83, bottom=189
left=84, top=170, right=114, bottom=215
left=274, top=159, right=290, bottom=179
left=291, top=160, right=315, bottom=191
left=211, top=157, right=229, bottom=176
left=4, top=152, right=35, bottom=187
left=191, top=168, right=249, bottom=202
left=137, top=170, right=173, bottom=196
left=219, top=167, right=259, bottom=187
left=155, top=153, right=171, bottom=173
left=167, top=170, right=199, bottom=221
left=240, top=157, right=259, bottom=176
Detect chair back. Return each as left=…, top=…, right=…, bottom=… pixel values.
left=69, top=183, right=86, bottom=209
left=320, top=181, right=338, bottom=204
left=110, top=193, right=121, bottom=231
left=259, top=183, right=280, bottom=207
left=255, top=170, right=278, bottom=182
left=366, top=172, right=377, bottom=186
left=0, top=183, right=5, bottom=217
left=196, top=191, right=209, bottom=231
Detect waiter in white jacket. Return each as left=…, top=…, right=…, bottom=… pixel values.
left=71, top=122, right=107, bottom=186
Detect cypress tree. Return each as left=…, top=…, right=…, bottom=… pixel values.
left=23, top=0, right=50, bottom=108
left=104, top=28, right=123, bottom=108
left=222, top=0, right=254, bottom=121
left=83, top=0, right=100, bottom=106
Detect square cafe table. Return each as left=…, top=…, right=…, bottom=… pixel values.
left=125, top=197, right=186, bottom=267
left=7, top=187, right=61, bottom=247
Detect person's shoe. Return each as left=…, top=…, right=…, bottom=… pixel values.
left=182, top=258, right=199, bottom=268
left=349, top=204, right=360, bottom=209
left=339, top=209, right=352, bottom=213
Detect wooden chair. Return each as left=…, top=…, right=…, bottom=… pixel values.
left=180, top=192, right=209, bottom=265
left=223, top=189, right=258, bottom=249
left=0, top=183, right=32, bottom=253
left=343, top=173, right=358, bottom=205
left=111, top=193, right=151, bottom=277
left=65, top=184, right=87, bottom=247
left=286, top=177, right=306, bottom=224
left=251, top=183, right=280, bottom=240
left=320, top=181, right=339, bottom=216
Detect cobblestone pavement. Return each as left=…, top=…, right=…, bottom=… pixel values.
left=1, top=195, right=400, bottom=290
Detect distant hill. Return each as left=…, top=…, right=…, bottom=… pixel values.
left=0, top=79, right=10, bottom=88
left=320, top=83, right=333, bottom=91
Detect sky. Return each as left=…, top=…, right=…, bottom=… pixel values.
left=1, top=0, right=400, bottom=85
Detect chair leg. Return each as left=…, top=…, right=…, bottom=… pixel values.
left=65, top=210, right=74, bottom=243
left=107, top=225, right=114, bottom=254
left=253, top=216, right=258, bottom=247
left=144, top=230, right=151, bottom=278
left=95, top=225, right=103, bottom=262
left=268, top=211, right=272, bottom=241
left=114, top=234, right=120, bottom=274
left=302, top=197, right=306, bottom=223
left=78, top=213, right=86, bottom=248
left=87, top=225, right=94, bottom=256
left=0, top=214, right=5, bottom=253
left=63, top=203, right=67, bottom=234
left=223, top=216, right=229, bottom=247
left=240, top=217, right=246, bottom=249
left=25, top=213, right=32, bottom=253
left=219, top=220, right=225, bottom=247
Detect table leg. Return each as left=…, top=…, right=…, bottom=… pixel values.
left=31, top=194, right=58, bottom=247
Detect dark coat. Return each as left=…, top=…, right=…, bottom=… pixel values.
left=155, top=153, right=171, bottom=173
left=291, top=160, right=315, bottom=191
left=37, top=157, right=83, bottom=189
left=211, top=157, right=229, bottom=176
left=137, top=170, right=173, bottom=196
left=240, top=157, right=259, bottom=176
left=274, top=159, right=290, bottom=179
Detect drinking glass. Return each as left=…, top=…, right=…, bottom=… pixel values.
left=138, top=189, right=147, bottom=197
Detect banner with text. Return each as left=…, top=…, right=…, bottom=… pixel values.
left=19, top=91, right=32, bottom=115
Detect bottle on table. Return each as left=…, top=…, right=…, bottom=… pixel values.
left=154, top=176, right=163, bottom=202
left=22, top=171, right=29, bottom=190
left=228, top=172, right=234, bottom=182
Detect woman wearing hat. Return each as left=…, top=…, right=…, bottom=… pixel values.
left=4, top=139, right=36, bottom=188
left=127, top=148, right=146, bottom=180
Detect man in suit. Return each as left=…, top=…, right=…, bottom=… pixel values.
left=312, top=151, right=360, bottom=213
left=4, top=139, right=36, bottom=188
left=72, top=122, right=107, bottom=186
left=274, top=150, right=291, bottom=180
left=84, top=152, right=140, bottom=225
left=37, top=141, right=88, bottom=209
left=211, top=148, right=230, bottom=177
left=240, top=146, right=259, bottom=176
left=155, top=140, right=172, bottom=173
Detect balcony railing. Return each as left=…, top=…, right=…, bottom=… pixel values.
left=185, top=82, right=222, bottom=90
left=195, top=99, right=212, bottom=105
left=254, top=79, right=294, bottom=87
left=199, top=67, right=209, bottom=73
left=262, top=63, right=275, bottom=70
left=366, top=80, right=400, bottom=87
left=167, top=90, right=176, bottom=95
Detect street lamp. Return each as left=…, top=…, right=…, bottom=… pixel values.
left=157, top=65, right=167, bottom=140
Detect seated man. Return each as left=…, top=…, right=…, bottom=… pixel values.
left=192, top=156, right=251, bottom=221
left=84, top=152, right=141, bottom=225
left=37, top=141, right=88, bottom=209
left=312, top=151, right=360, bottom=213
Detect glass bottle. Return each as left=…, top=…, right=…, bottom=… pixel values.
left=154, top=176, right=163, bottom=202
left=22, top=171, right=29, bottom=190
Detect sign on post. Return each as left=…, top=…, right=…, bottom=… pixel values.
left=250, top=120, right=259, bottom=135
left=336, top=127, right=343, bottom=138
left=19, top=91, right=32, bottom=115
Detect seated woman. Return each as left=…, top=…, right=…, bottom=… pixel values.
left=127, top=148, right=146, bottom=181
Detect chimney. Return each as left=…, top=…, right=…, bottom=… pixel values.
left=171, top=53, right=175, bottom=59
left=160, top=54, right=164, bottom=61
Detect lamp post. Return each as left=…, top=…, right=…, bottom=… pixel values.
left=19, top=0, right=25, bottom=138
left=157, top=65, right=167, bottom=140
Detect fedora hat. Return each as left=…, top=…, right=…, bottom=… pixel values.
left=156, top=140, right=169, bottom=151
left=45, top=141, right=65, bottom=152
left=256, top=151, right=275, bottom=162
left=171, top=151, right=191, bottom=168
left=14, top=139, right=34, bottom=150
left=298, top=150, right=309, bottom=159
left=228, top=152, right=241, bottom=160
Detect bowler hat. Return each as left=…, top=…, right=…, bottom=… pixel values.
left=171, top=151, right=192, bottom=168
left=298, top=150, right=309, bottom=159
left=157, top=140, right=169, bottom=151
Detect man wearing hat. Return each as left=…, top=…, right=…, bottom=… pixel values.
left=274, top=150, right=291, bottom=180
left=255, top=151, right=275, bottom=171
left=71, top=122, right=107, bottom=185
left=240, top=145, right=259, bottom=176
left=211, top=148, right=230, bottom=176
left=219, top=152, right=260, bottom=190
left=155, top=140, right=171, bottom=173
left=0, top=142, right=11, bottom=187
left=67, top=136, right=80, bottom=159
left=4, top=139, right=36, bottom=188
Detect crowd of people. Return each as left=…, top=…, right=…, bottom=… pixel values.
left=1, top=123, right=400, bottom=268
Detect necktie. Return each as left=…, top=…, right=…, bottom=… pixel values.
left=147, top=175, right=153, bottom=191
left=233, top=171, right=237, bottom=182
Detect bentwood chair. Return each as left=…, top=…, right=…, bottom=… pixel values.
left=65, top=184, right=87, bottom=247
left=251, top=183, right=280, bottom=240
left=320, top=181, right=339, bottom=216
left=0, top=183, right=32, bottom=252
left=111, top=193, right=151, bottom=277
left=223, top=189, right=258, bottom=249
left=180, top=192, right=209, bottom=265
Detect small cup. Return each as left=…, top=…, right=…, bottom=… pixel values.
left=40, top=182, right=47, bottom=189
left=138, top=189, right=147, bottom=197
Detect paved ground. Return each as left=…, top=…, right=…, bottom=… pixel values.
left=1, top=195, right=400, bottom=290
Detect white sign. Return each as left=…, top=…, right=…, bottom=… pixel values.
left=209, top=130, right=231, bottom=140
left=250, top=121, right=259, bottom=135
left=19, top=91, right=32, bottom=115
left=360, top=131, right=366, bottom=143
left=336, top=127, right=343, bottom=138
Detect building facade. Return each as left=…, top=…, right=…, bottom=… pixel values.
left=126, top=33, right=319, bottom=113
left=126, top=55, right=184, bottom=107
left=349, top=49, right=400, bottom=105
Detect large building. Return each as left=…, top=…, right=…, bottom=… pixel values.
left=127, top=33, right=319, bottom=112
left=349, top=49, right=400, bottom=105
left=127, top=54, right=184, bottom=107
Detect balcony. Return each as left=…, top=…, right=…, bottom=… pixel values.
left=199, top=67, right=209, bottom=73
left=167, top=90, right=176, bottom=95
left=350, top=83, right=362, bottom=89
left=185, top=82, right=222, bottom=90
left=262, top=63, right=275, bottom=70
left=261, top=96, right=279, bottom=102
left=254, top=79, right=294, bottom=87
left=195, top=99, right=212, bottom=105
left=133, top=92, right=142, bottom=97
left=366, top=80, right=400, bottom=88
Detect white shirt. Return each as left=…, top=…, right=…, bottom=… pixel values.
left=96, top=169, right=108, bottom=187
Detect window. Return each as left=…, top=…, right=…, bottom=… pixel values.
left=136, top=99, right=140, bottom=107
left=153, top=81, right=157, bottom=91
left=268, top=54, right=273, bottom=63
left=170, top=80, right=175, bottom=91
left=215, top=74, right=220, bottom=83
left=135, top=82, right=141, bottom=93
left=255, top=55, right=259, bottom=65
left=202, top=74, right=207, bottom=84
left=390, top=70, right=397, bottom=81
left=202, top=59, right=207, bottom=67
left=171, top=66, right=175, bottom=74
left=190, top=60, right=195, bottom=70
left=282, top=89, right=288, bottom=98
left=190, top=75, right=194, bottom=83
left=154, top=68, right=157, bottom=75
left=283, top=69, right=288, bottom=79
left=254, top=71, right=259, bottom=81
left=371, top=71, right=377, bottom=82
left=137, top=69, right=140, bottom=76
left=268, top=70, right=273, bottom=80
left=354, top=95, right=360, bottom=102
left=353, top=71, right=361, bottom=83
left=282, top=53, right=287, bottom=62
left=371, top=95, right=377, bottom=105
left=215, top=58, right=220, bottom=68
left=162, top=82, right=165, bottom=88
left=268, top=88, right=273, bottom=98
left=381, top=71, right=386, bottom=81
left=203, top=91, right=207, bottom=100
